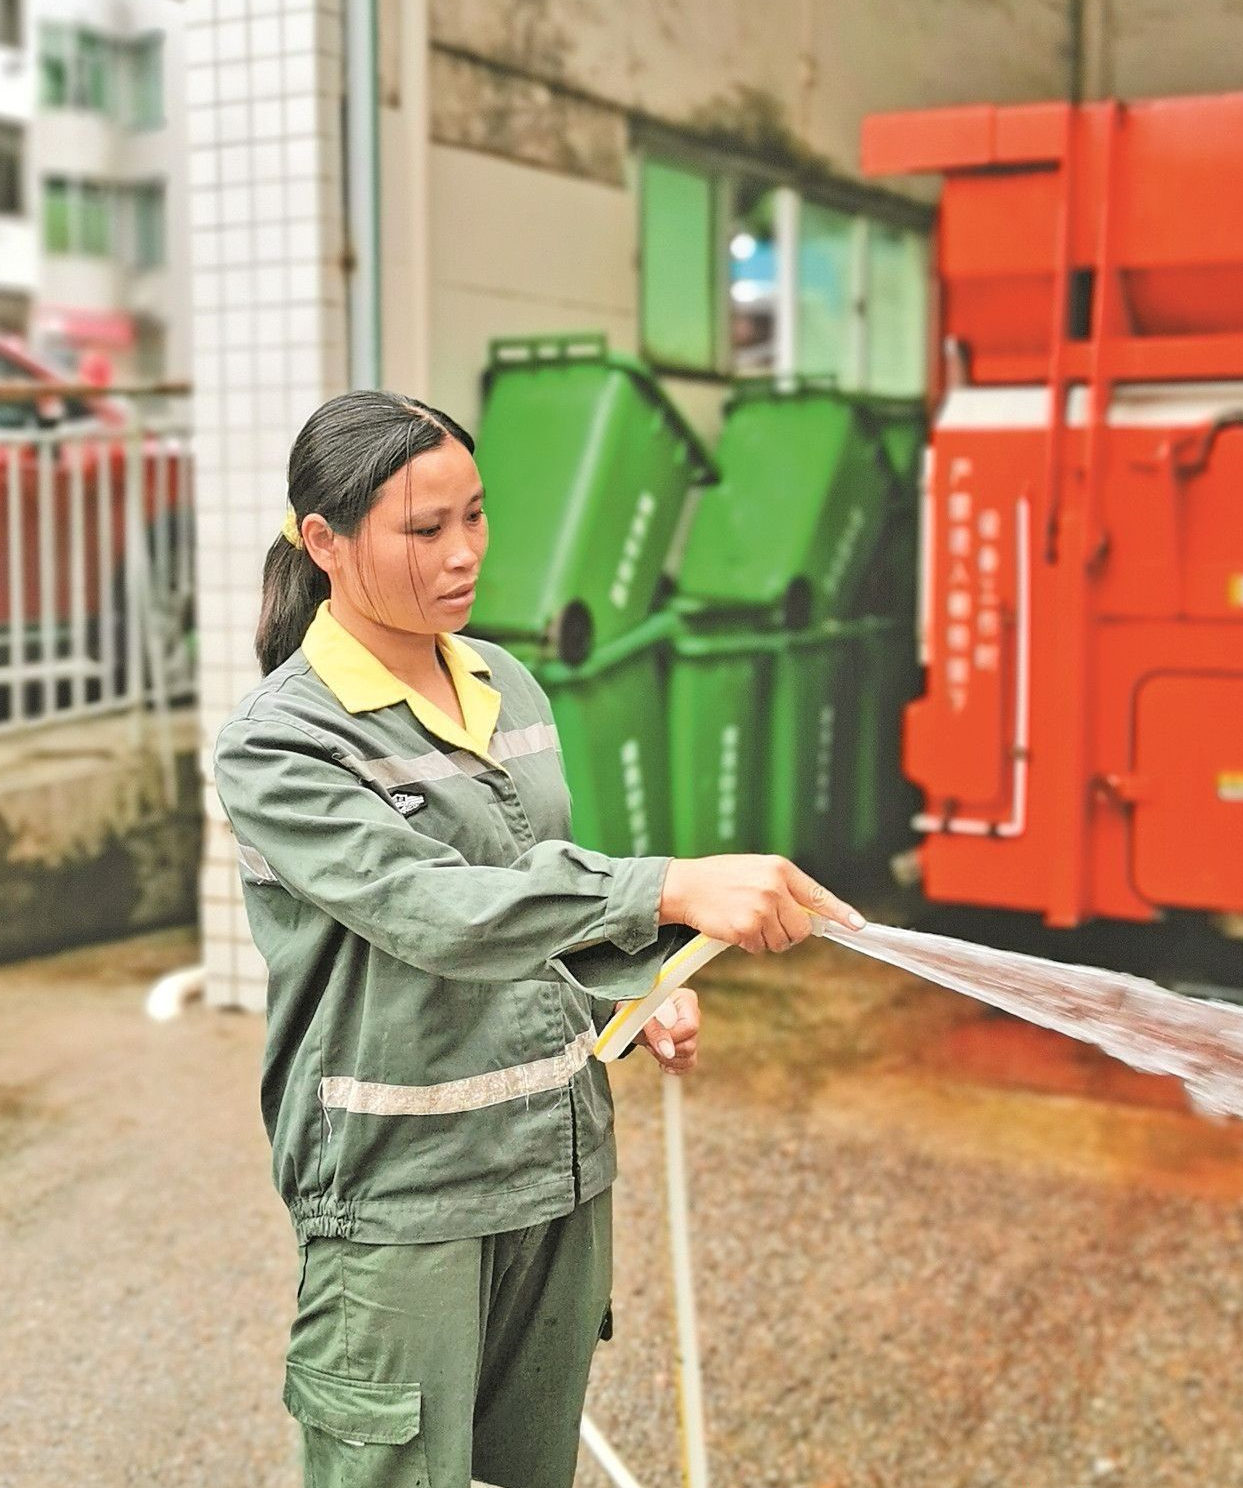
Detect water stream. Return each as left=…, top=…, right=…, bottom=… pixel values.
left=812, top=918, right=1243, bottom=1119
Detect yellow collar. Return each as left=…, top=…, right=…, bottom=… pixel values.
left=301, top=600, right=502, bottom=762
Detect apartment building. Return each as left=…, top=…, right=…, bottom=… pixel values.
left=0, top=0, right=188, bottom=381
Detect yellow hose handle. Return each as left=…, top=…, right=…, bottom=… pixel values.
left=593, top=908, right=836, bottom=1063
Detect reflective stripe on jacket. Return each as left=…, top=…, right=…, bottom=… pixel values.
left=211, top=602, right=678, bottom=1244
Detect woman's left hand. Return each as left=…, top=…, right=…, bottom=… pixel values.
left=635, top=986, right=700, bottom=1074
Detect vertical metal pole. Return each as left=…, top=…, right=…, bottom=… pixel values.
left=123, top=428, right=145, bottom=729
left=6, top=445, right=25, bottom=725
left=662, top=1076, right=710, bottom=1488
left=68, top=435, right=87, bottom=710
left=773, top=186, right=801, bottom=379
left=153, top=440, right=170, bottom=604
left=36, top=439, right=56, bottom=716
left=97, top=438, right=114, bottom=706
left=345, top=0, right=381, bottom=389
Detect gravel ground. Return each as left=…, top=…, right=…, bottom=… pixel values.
left=3, top=925, right=1243, bottom=1488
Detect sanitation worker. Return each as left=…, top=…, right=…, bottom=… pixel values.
left=212, top=389, right=865, bottom=1488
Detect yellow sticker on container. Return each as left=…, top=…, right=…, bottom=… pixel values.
left=1219, top=772, right=1243, bottom=803
left=1229, top=574, right=1243, bottom=609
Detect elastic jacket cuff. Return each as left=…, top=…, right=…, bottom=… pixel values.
left=545, top=855, right=672, bottom=1001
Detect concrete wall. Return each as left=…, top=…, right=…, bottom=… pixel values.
left=423, top=144, right=636, bottom=430
left=0, top=709, right=201, bottom=964
left=430, top=1, right=1243, bottom=169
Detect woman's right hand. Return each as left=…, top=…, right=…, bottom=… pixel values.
left=658, top=855, right=866, bottom=954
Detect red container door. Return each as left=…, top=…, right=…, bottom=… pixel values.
left=1132, top=673, right=1243, bottom=910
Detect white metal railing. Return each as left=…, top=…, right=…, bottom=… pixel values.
left=0, top=413, right=195, bottom=736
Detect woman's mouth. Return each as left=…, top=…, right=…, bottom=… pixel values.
left=439, top=584, right=476, bottom=610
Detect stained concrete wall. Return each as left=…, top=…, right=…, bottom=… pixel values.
left=0, top=709, right=201, bottom=964
left=429, top=1, right=1243, bottom=170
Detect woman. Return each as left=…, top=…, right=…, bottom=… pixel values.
left=212, top=390, right=864, bottom=1488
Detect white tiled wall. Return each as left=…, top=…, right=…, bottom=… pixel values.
left=188, top=0, right=348, bottom=1009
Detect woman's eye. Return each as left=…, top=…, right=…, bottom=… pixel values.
left=467, top=509, right=484, bottom=524
left=412, top=526, right=440, bottom=538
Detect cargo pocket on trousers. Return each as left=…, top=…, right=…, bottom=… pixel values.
left=284, top=1359, right=429, bottom=1487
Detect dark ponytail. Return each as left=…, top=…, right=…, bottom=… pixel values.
left=255, top=389, right=474, bottom=676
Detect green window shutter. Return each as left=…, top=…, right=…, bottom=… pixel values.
left=43, top=177, right=70, bottom=252
left=134, top=183, right=164, bottom=269
left=76, top=30, right=113, bottom=114
left=38, top=23, right=68, bottom=107
left=640, top=156, right=721, bottom=373
left=865, top=224, right=928, bottom=396
left=796, top=201, right=855, bottom=383
left=127, top=35, right=163, bottom=130
left=80, top=182, right=110, bottom=255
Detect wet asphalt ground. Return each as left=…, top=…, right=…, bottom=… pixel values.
left=3, top=922, right=1243, bottom=1488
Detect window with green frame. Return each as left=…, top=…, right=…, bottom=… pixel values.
left=38, top=23, right=70, bottom=107
left=125, top=35, right=163, bottom=130
left=38, top=23, right=129, bottom=116
left=42, top=178, right=114, bottom=257
left=638, top=149, right=928, bottom=393
left=43, top=176, right=70, bottom=252
left=75, top=30, right=112, bottom=111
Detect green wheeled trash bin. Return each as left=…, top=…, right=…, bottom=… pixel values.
left=471, top=334, right=716, bottom=663
left=524, top=613, right=674, bottom=858
left=666, top=620, right=778, bottom=857
left=846, top=616, right=922, bottom=869
left=764, top=619, right=863, bottom=881
left=675, top=379, right=892, bottom=626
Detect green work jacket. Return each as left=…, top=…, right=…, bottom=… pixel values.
left=212, top=609, right=678, bottom=1245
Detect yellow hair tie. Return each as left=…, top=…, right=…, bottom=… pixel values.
left=281, top=504, right=304, bottom=549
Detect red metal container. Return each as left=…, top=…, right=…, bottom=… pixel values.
left=862, top=94, right=1243, bottom=926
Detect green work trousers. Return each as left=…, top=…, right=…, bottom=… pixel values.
left=283, top=1188, right=613, bottom=1488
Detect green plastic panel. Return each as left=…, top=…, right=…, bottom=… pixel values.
left=797, top=202, right=856, bottom=384
left=866, top=225, right=928, bottom=396
left=640, top=158, right=720, bottom=373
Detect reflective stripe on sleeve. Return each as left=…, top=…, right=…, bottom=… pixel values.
left=318, top=1027, right=596, bottom=1117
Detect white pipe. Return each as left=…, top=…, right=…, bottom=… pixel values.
left=579, top=1414, right=647, bottom=1488
left=913, top=494, right=1032, bottom=839
left=146, top=965, right=205, bottom=1021
left=663, top=1075, right=710, bottom=1488
left=399, top=0, right=432, bottom=394
left=345, top=0, right=381, bottom=389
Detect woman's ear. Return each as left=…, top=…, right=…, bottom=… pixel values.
left=301, top=513, right=336, bottom=576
